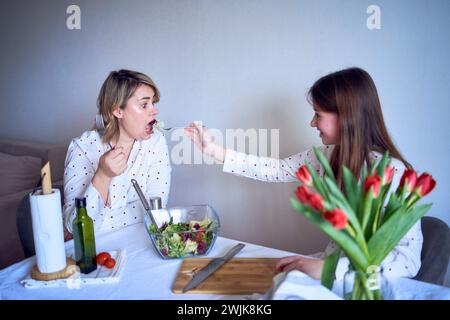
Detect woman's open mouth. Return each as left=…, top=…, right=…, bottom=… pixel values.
left=145, top=119, right=157, bottom=134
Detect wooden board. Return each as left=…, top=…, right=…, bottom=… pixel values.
left=30, top=257, right=76, bottom=281
left=172, top=258, right=280, bottom=294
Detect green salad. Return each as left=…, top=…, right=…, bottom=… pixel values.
left=149, top=217, right=217, bottom=258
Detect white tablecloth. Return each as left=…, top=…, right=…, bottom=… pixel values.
left=1, top=223, right=449, bottom=300
left=0, top=223, right=299, bottom=300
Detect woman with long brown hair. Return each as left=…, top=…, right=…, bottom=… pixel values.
left=184, top=67, right=422, bottom=281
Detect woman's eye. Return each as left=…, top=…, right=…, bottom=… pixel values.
left=142, top=103, right=147, bottom=109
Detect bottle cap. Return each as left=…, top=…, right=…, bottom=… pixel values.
left=75, top=197, right=87, bottom=208
left=149, top=197, right=162, bottom=210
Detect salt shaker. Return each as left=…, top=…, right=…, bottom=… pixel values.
left=149, top=196, right=162, bottom=210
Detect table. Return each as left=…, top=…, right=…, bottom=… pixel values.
left=0, top=223, right=302, bottom=300
left=1, top=223, right=449, bottom=300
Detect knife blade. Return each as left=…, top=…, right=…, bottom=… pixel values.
left=182, top=243, right=245, bottom=293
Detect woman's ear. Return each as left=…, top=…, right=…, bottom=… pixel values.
left=112, top=108, right=123, bottom=119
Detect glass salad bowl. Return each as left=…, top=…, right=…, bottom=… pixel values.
left=144, top=205, right=220, bottom=259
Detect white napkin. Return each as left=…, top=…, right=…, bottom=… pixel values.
left=248, top=270, right=342, bottom=300
left=21, top=250, right=126, bottom=289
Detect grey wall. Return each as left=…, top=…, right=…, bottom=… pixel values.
left=1, top=0, right=449, bottom=284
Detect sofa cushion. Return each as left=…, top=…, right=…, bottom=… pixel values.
left=0, top=152, right=41, bottom=197
left=0, top=139, right=67, bottom=183
left=0, top=189, right=28, bottom=269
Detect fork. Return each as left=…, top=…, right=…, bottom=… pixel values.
left=157, top=122, right=208, bottom=131
left=158, top=126, right=185, bottom=131
left=95, top=114, right=106, bottom=136
left=95, top=114, right=114, bottom=148
left=97, top=114, right=184, bottom=133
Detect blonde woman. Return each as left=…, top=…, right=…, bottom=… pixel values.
left=63, top=70, right=171, bottom=239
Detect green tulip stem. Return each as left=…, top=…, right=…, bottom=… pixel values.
left=345, top=223, right=369, bottom=257
left=361, top=188, right=374, bottom=231
left=350, top=271, right=375, bottom=300
left=400, top=184, right=409, bottom=205
left=372, top=201, right=383, bottom=234
left=405, top=193, right=421, bottom=210
left=345, top=224, right=356, bottom=238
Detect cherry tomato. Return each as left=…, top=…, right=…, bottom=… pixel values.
left=96, top=252, right=111, bottom=265
left=104, top=258, right=116, bottom=269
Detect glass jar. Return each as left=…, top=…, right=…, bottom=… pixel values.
left=343, top=265, right=387, bottom=300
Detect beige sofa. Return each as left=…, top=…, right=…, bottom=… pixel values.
left=0, top=138, right=67, bottom=269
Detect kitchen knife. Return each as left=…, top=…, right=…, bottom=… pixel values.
left=182, top=243, right=245, bottom=293
left=130, top=179, right=159, bottom=231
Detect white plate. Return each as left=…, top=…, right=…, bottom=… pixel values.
left=21, top=250, right=126, bottom=289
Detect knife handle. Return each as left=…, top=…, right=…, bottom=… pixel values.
left=222, top=243, right=245, bottom=261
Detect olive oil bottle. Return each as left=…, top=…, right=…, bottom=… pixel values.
left=72, top=197, right=97, bottom=274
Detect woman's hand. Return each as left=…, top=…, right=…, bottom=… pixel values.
left=92, top=146, right=127, bottom=205
left=275, top=256, right=324, bottom=280
left=97, top=146, right=128, bottom=179
left=184, top=122, right=227, bottom=162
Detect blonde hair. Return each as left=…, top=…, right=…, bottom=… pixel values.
left=96, top=69, right=160, bottom=144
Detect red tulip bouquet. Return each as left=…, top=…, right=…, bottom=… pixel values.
left=291, top=147, right=436, bottom=299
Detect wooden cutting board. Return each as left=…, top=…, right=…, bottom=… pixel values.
left=172, top=258, right=280, bottom=294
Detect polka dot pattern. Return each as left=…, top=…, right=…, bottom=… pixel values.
left=62, top=130, right=172, bottom=234
left=222, top=145, right=423, bottom=281
left=222, top=146, right=328, bottom=182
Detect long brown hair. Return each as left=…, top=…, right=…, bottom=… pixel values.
left=308, top=67, right=410, bottom=186
left=96, top=69, right=160, bottom=144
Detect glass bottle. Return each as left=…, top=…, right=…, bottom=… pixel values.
left=343, top=265, right=387, bottom=300
left=72, top=197, right=97, bottom=274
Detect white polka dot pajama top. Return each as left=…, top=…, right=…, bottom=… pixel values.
left=63, top=130, right=171, bottom=235
left=222, top=145, right=423, bottom=281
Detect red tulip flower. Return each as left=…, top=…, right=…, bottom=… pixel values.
left=295, top=185, right=324, bottom=211
left=414, top=173, right=436, bottom=197
left=296, top=165, right=313, bottom=186
left=365, top=174, right=381, bottom=198
left=382, top=166, right=395, bottom=185
left=323, top=208, right=348, bottom=230
left=309, top=193, right=324, bottom=212
left=295, top=185, right=309, bottom=203
left=399, top=169, right=418, bottom=192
